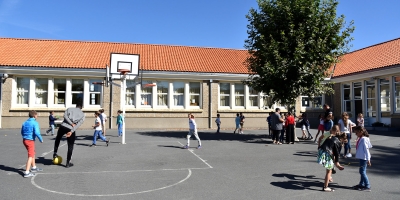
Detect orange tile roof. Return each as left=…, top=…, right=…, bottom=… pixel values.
left=0, top=38, right=250, bottom=74
left=333, top=37, right=400, bottom=77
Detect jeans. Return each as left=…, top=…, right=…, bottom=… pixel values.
left=92, top=130, right=106, bottom=145
left=359, top=159, right=370, bottom=188
left=118, top=123, right=123, bottom=136
left=47, top=124, right=55, bottom=135
left=280, top=128, right=285, bottom=142
left=344, top=133, right=351, bottom=155
left=216, top=124, right=220, bottom=133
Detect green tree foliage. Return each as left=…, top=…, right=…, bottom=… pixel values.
left=245, top=0, right=354, bottom=107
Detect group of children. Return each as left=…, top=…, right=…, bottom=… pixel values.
left=316, top=111, right=372, bottom=192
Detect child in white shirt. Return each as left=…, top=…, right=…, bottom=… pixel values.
left=183, top=114, right=201, bottom=149
left=90, top=111, right=109, bottom=147
left=353, top=126, right=372, bottom=191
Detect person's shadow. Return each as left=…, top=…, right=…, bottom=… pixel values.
left=35, top=157, right=54, bottom=166
left=0, top=165, right=24, bottom=176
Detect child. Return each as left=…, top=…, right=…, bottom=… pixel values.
left=46, top=111, right=58, bottom=136
left=353, top=126, right=372, bottom=191
left=267, top=112, right=272, bottom=138
left=314, top=114, right=324, bottom=143
left=300, top=113, right=312, bottom=140
left=239, top=113, right=245, bottom=134
left=21, top=110, right=43, bottom=178
left=317, top=128, right=346, bottom=192
left=357, top=113, right=365, bottom=127
left=234, top=113, right=241, bottom=134
left=215, top=114, right=221, bottom=134
left=338, top=112, right=356, bottom=158
left=99, top=109, right=107, bottom=136
left=279, top=113, right=286, bottom=143
left=116, top=110, right=123, bottom=137
left=183, top=114, right=201, bottom=149
left=90, top=111, right=110, bottom=147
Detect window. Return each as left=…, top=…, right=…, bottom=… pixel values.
left=89, top=79, right=102, bottom=105
left=220, top=83, right=230, bottom=107
left=189, top=82, right=200, bottom=106
left=141, top=81, right=152, bottom=106
left=343, top=84, right=351, bottom=112
left=34, top=78, right=48, bottom=105
left=301, top=96, right=310, bottom=107
left=235, top=83, right=244, bottom=107
left=157, top=81, right=168, bottom=106
left=395, top=77, right=400, bottom=112
left=380, top=78, right=390, bottom=112
left=353, top=82, right=362, bottom=99
left=366, top=81, right=376, bottom=117
left=173, top=82, right=184, bottom=106
left=249, top=87, right=258, bottom=107
left=125, top=80, right=135, bottom=106
left=301, top=96, right=322, bottom=108
left=54, top=78, right=66, bottom=105
left=262, top=94, right=273, bottom=109
left=16, top=77, right=30, bottom=105
left=71, top=79, right=84, bottom=105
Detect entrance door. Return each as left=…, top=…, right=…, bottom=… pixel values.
left=354, top=100, right=363, bottom=126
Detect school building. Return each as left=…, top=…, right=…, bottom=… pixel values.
left=0, top=37, right=399, bottom=130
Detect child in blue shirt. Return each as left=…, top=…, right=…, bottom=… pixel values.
left=234, top=113, right=241, bottom=134
left=215, top=114, right=221, bottom=134
left=46, top=111, right=58, bottom=136
left=21, top=110, right=43, bottom=178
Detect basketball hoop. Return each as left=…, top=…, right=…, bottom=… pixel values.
left=92, top=82, right=104, bottom=85
left=118, top=69, right=130, bottom=76
left=143, top=83, right=156, bottom=88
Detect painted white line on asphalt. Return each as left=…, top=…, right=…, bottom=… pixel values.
left=31, top=169, right=192, bottom=197
left=178, top=141, right=213, bottom=169
left=7, top=142, right=67, bottom=175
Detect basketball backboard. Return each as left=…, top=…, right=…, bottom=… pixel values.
left=109, top=53, right=140, bottom=79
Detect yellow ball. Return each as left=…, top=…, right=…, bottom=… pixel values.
left=53, top=156, right=63, bottom=165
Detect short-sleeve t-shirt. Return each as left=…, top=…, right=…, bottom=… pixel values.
left=271, top=112, right=283, bottom=131
left=95, top=117, right=102, bottom=131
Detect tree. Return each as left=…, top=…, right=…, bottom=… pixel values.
left=244, top=0, right=354, bottom=108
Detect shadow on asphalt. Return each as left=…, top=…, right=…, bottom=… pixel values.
left=0, top=165, right=24, bottom=176
left=271, top=173, right=353, bottom=191
left=35, top=157, right=54, bottom=166
left=157, top=145, right=184, bottom=149
left=365, top=145, right=400, bottom=176
left=137, top=131, right=273, bottom=144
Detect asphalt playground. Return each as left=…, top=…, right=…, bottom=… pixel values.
left=0, top=127, right=399, bottom=200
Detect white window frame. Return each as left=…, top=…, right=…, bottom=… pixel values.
left=248, top=86, right=259, bottom=109
left=71, top=79, right=84, bottom=107
left=365, top=80, right=376, bottom=118
left=188, top=82, right=201, bottom=108
left=343, top=83, right=351, bottom=112
left=219, top=83, right=231, bottom=108
left=125, top=79, right=136, bottom=107
left=88, top=79, right=102, bottom=107
left=234, top=83, right=245, bottom=108
left=140, top=80, right=153, bottom=108
left=53, top=78, right=66, bottom=107
left=34, top=78, right=48, bottom=107
left=394, top=76, right=400, bottom=113
left=301, top=96, right=323, bottom=109
left=156, top=81, right=168, bottom=108
left=14, top=77, right=30, bottom=107
left=379, top=78, right=390, bottom=113
left=173, top=82, right=185, bottom=108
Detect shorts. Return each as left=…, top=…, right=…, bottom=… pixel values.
left=318, top=124, right=324, bottom=131
left=240, top=122, right=244, bottom=128
left=23, top=139, right=35, bottom=157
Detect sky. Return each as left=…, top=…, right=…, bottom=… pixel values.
left=0, top=0, right=399, bottom=52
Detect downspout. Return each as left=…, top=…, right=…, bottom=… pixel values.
left=209, top=79, right=213, bottom=129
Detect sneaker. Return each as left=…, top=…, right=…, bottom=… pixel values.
left=182, top=145, right=189, bottom=149
left=197, top=145, right=202, bottom=149
left=66, top=162, right=74, bottom=168
left=89, top=144, right=96, bottom=147
left=332, top=168, right=336, bottom=174
left=359, top=187, right=371, bottom=192
left=346, top=153, right=352, bottom=158
left=352, top=185, right=363, bottom=190
left=31, top=167, right=43, bottom=172
left=106, top=139, right=110, bottom=147
left=24, top=172, right=36, bottom=178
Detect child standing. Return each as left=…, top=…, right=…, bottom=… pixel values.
left=357, top=113, right=365, bottom=127
left=234, top=113, right=241, bottom=134
left=46, top=111, right=58, bottom=136
left=314, top=114, right=324, bottom=143
left=116, top=110, right=123, bottom=137
left=317, top=129, right=346, bottom=192
left=21, top=110, right=43, bottom=178
left=338, top=112, right=356, bottom=158
left=353, top=126, right=372, bottom=191
left=183, top=114, right=201, bottom=149
left=215, top=114, right=221, bottom=134
left=279, top=113, right=286, bottom=143
left=267, top=112, right=272, bottom=138
left=90, top=111, right=109, bottom=147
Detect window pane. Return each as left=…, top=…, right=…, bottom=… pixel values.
left=72, top=93, right=83, bottom=104
left=189, top=82, right=200, bottom=94
left=89, top=79, right=102, bottom=92
left=220, top=83, right=230, bottom=94
left=249, top=87, right=258, bottom=95
left=313, top=97, right=322, bottom=108
left=174, top=95, right=184, bottom=106
left=344, top=88, right=351, bottom=100
left=126, top=94, right=134, bottom=105
left=55, top=92, right=65, bottom=104
left=190, top=95, right=199, bottom=106
left=126, top=80, right=135, bottom=93
left=396, top=98, right=400, bottom=111
left=34, top=78, right=48, bottom=104
left=249, top=96, right=258, bottom=107
left=345, top=101, right=351, bottom=112
left=343, top=84, right=350, bottom=89
left=235, top=83, right=244, bottom=95
left=90, top=93, right=100, bottom=105
left=158, top=94, right=168, bottom=106
left=173, top=82, right=184, bottom=94
left=16, top=77, right=30, bottom=104
left=157, top=81, right=168, bottom=93
left=235, top=96, right=244, bottom=106
left=141, top=94, right=152, bottom=106
left=302, top=97, right=310, bottom=107
left=367, top=85, right=375, bottom=98
left=72, top=79, right=84, bottom=91
left=367, top=99, right=376, bottom=112
left=381, top=98, right=390, bottom=112
left=263, top=96, right=272, bottom=109
left=396, top=78, right=400, bottom=111
left=54, top=79, right=66, bottom=91
left=220, top=96, right=229, bottom=106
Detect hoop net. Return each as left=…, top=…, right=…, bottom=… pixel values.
left=117, top=69, right=130, bottom=75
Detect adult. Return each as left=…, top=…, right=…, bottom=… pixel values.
left=270, top=108, right=284, bottom=144
left=267, top=112, right=272, bottom=138
left=53, top=101, right=85, bottom=168
left=285, top=112, right=295, bottom=144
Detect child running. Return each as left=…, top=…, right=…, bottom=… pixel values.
left=314, top=114, right=324, bottom=143
left=353, top=126, right=372, bottom=191
left=116, top=110, right=123, bottom=137
left=46, top=111, right=58, bottom=136
left=234, top=113, right=241, bottom=134
left=183, top=114, right=201, bottom=149
left=215, top=114, right=221, bottom=134
left=90, top=111, right=110, bottom=147
left=317, top=128, right=346, bottom=192
left=21, top=110, right=43, bottom=178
